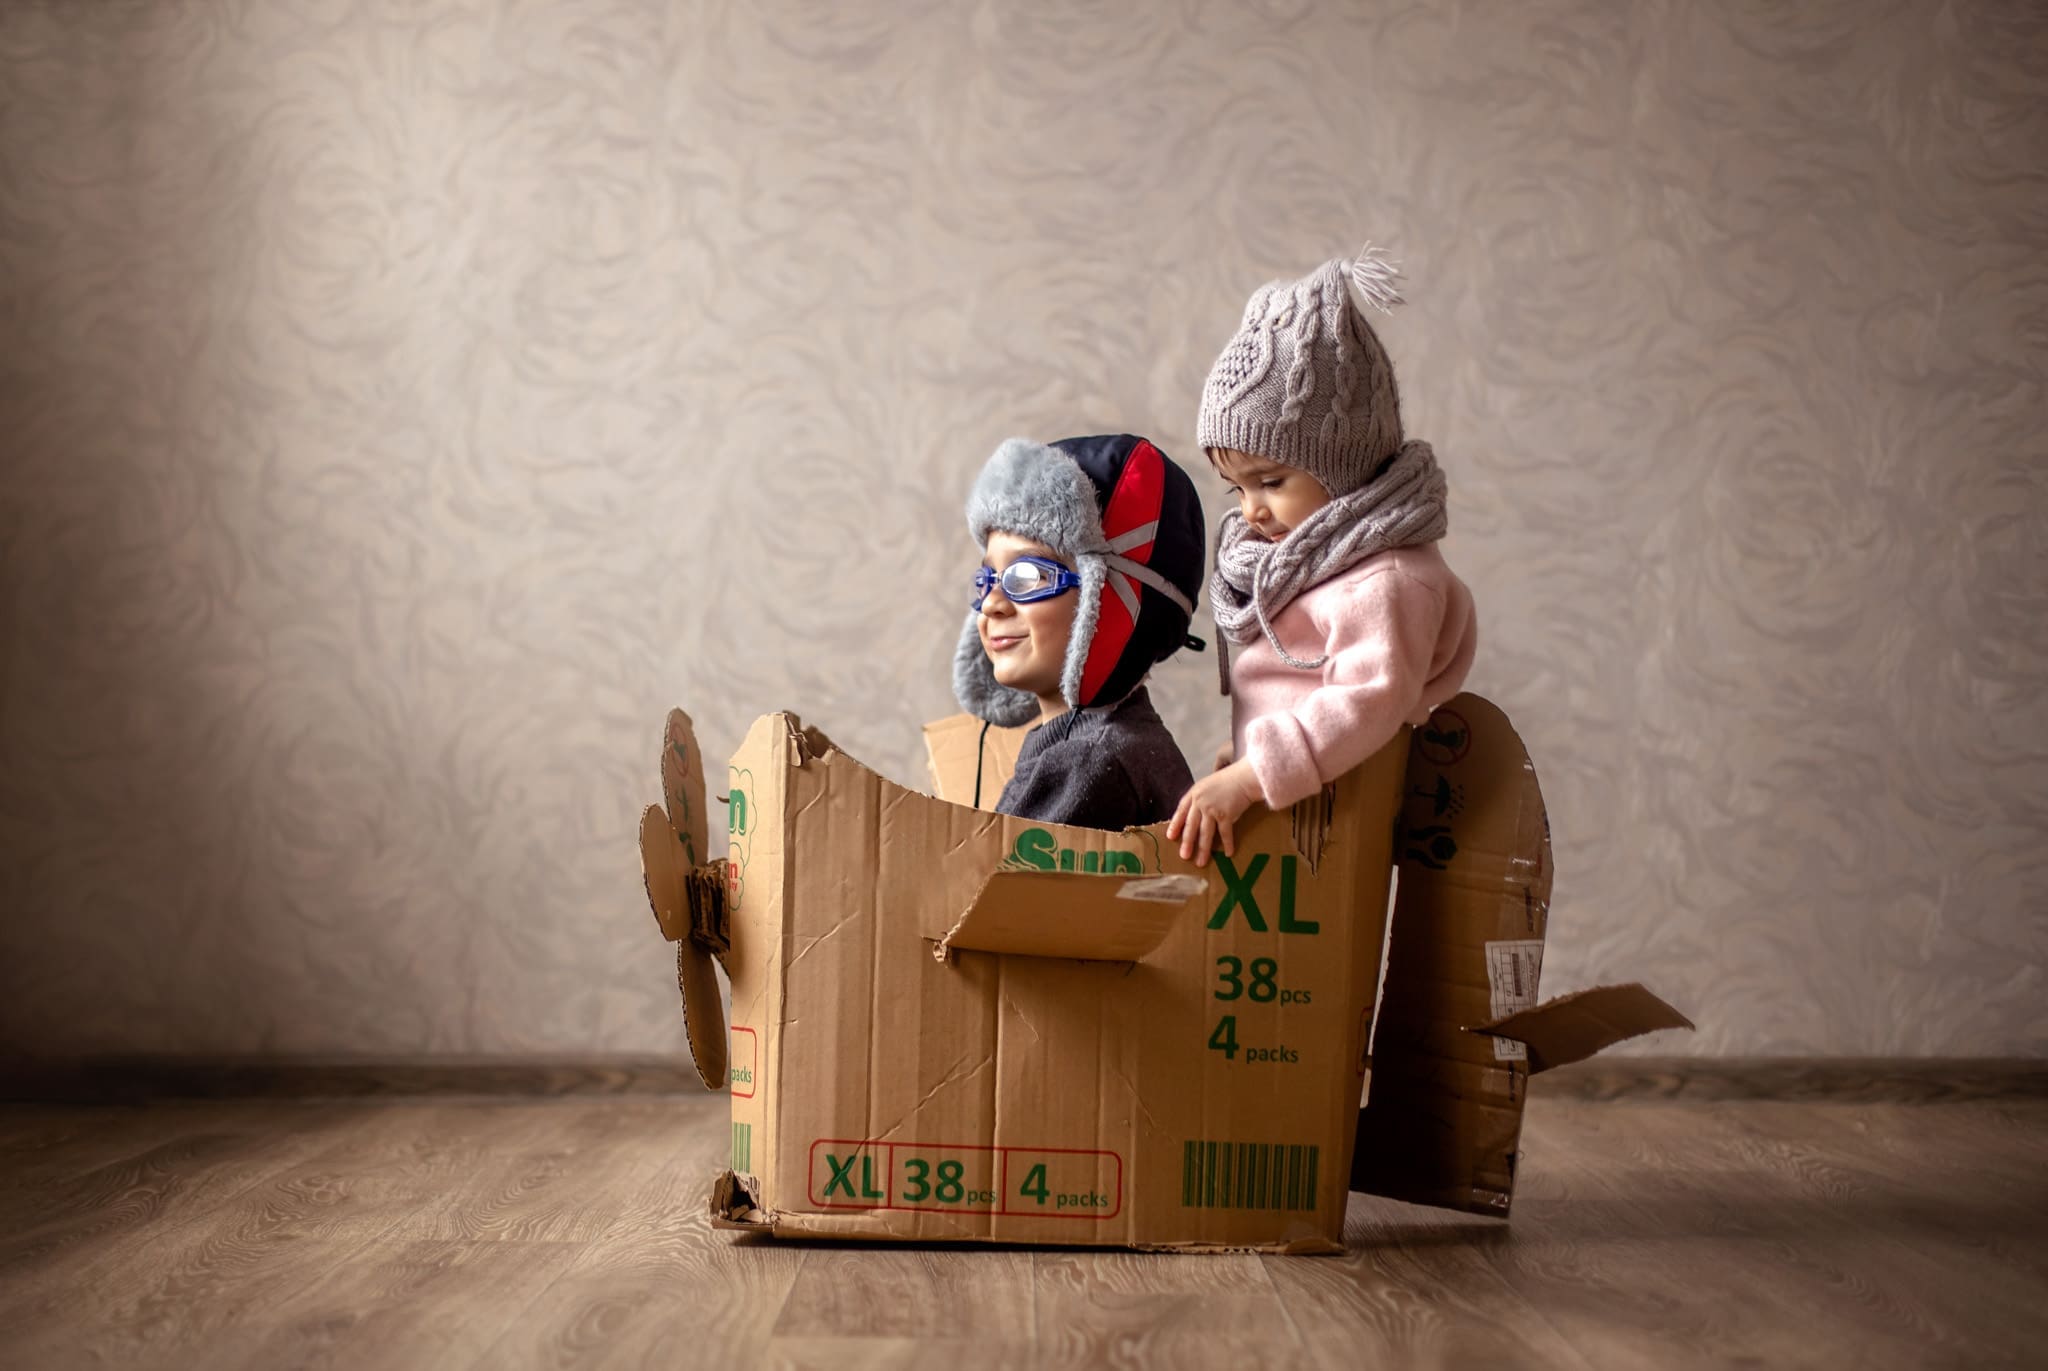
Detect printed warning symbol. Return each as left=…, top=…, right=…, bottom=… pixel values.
left=1410, top=773, right=1467, bottom=820
left=1416, top=708, right=1471, bottom=768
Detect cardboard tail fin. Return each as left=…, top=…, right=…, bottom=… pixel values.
left=1349, top=694, right=1689, bottom=1216
left=1471, top=983, right=1694, bottom=1074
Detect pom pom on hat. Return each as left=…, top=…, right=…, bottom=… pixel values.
left=1345, top=242, right=1405, bottom=316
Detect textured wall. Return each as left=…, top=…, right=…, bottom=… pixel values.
left=2, top=1, right=2043, bottom=1060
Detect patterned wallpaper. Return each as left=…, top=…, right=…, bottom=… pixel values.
left=1, top=1, right=2042, bottom=1060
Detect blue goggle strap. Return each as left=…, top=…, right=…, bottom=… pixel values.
left=975, top=551, right=1193, bottom=621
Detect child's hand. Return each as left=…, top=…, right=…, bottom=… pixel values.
left=1213, top=741, right=1233, bottom=772
left=1166, top=760, right=1263, bottom=867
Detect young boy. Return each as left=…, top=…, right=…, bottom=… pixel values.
left=952, top=434, right=1207, bottom=830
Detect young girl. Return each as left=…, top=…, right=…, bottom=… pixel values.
left=953, top=433, right=1208, bottom=830
left=1167, top=246, right=1478, bottom=864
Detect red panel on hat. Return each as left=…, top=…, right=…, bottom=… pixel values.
left=1078, top=441, right=1168, bottom=706
left=1080, top=581, right=1136, bottom=704
left=1102, top=439, right=1165, bottom=564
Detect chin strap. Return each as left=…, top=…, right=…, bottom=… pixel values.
left=973, top=716, right=992, bottom=809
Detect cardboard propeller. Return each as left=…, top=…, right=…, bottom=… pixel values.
left=640, top=707, right=729, bottom=1091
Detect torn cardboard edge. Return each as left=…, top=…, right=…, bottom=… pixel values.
left=786, top=714, right=838, bottom=766
left=1469, top=982, right=1696, bottom=1074
left=933, top=870, right=1209, bottom=963
left=711, top=1169, right=770, bottom=1230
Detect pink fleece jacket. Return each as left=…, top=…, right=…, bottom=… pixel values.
left=1230, top=542, right=1478, bottom=809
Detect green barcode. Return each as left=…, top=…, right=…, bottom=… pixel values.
left=732, top=1121, right=752, bottom=1172
left=1181, top=1140, right=1320, bottom=1210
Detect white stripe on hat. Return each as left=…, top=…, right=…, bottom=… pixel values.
left=1105, top=520, right=1159, bottom=555
left=1107, top=568, right=1141, bottom=620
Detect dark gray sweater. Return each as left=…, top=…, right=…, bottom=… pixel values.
left=994, top=688, right=1193, bottom=832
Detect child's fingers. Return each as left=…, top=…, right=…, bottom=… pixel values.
left=1218, top=816, right=1236, bottom=858
left=1194, top=813, right=1217, bottom=868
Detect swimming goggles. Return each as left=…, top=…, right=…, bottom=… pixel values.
left=972, top=555, right=1082, bottom=610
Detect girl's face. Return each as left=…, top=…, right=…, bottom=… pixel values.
left=1209, top=448, right=1331, bottom=540
left=978, top=531, right=1076, bottom=715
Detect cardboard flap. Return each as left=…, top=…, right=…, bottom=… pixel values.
left=935, top=871, right=1207, bottom=963
left=1470, top=982, right=1695, bottom=1073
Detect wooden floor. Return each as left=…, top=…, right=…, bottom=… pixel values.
left=1, top=1091, right=2042, bottom=1369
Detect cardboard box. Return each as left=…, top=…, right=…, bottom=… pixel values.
left=639, top=694, right=1688, bottom=1252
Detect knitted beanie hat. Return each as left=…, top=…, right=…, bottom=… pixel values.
left=954, top=434, right=1207, bottom=727
left=1195, top=244, right=1407, bottom=498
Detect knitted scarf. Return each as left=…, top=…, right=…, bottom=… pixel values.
left=1210, top=438, right=1448, bottom=692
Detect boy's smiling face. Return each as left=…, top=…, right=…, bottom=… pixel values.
left=978, top=530, right=1075, bottom=716
left=1208, top=447, right=1331, bottom=540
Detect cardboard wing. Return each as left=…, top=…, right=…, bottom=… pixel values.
left=638, top=707, right=729, bottom=1091
left=1350, top=694, right=1692, bottom=1215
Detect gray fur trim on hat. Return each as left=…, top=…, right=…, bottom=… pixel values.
left=952, top=609, right=1039, bottom=726
left=966, top=438, right=1106, bottom=564
left=1058, top=555, right=1106, bottom=712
